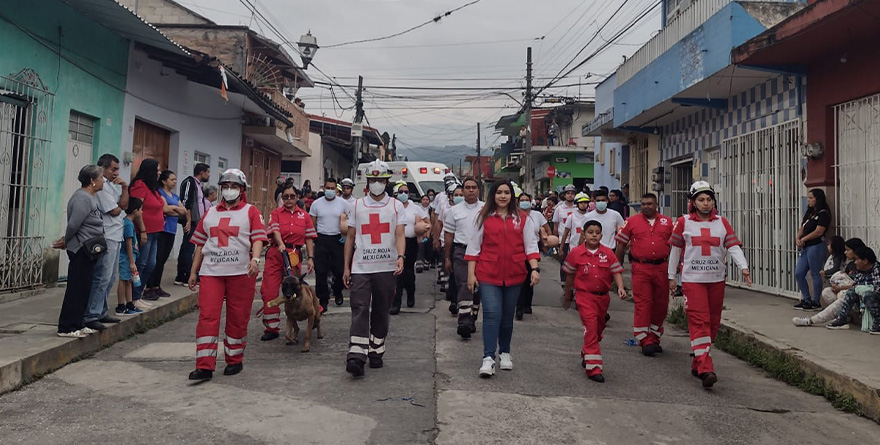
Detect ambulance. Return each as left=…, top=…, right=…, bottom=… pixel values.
left=354, top=161, right=450, bottom=198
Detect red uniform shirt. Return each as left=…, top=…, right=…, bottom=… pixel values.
left=267, top=206, right=316, bottom=247
left=563, top=244, right=624, bottom=295
left=614, top=213, right=674, bottom=261
left=130, top=180, right=165, bottom=234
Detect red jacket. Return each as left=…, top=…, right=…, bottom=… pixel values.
left=464, top=211, right=541, bottom=286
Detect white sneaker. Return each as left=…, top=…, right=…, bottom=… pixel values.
left=133, top=300, right=152, bottom=310
left=80, top=327, right=98, bottom=334
left=57, top=330, right=87, bottom=338
left=479, top=356, right=495, bottom=377
left=792, top=317, right=812, bottom=327
left=499, top=353, right=513, bottom=370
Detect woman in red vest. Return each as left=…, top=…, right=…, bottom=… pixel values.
left=465, top=180, right=541, bottom=378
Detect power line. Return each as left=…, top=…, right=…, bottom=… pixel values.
left=323, top=0, right=485, bottom=48
left=322, top=37, right=541, bottom=50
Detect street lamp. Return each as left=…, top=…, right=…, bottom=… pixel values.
left=297, top=31, right=318, bottom=69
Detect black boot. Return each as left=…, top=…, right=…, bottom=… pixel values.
left=188, top=369, right=213, bottom=381
left=260, top=331, right=279, bottom=341
left=700, top=372, right=718, bottom=388
left=346, top=358, right=365, bottom=377
left=223, top=363, right=243, bottom=376
left=448, top=301, right=458, bottom=315
left=407, top=295, right=415, bottom=308
left=390, top=306, right=400, bottom=315
left=588, top=373, right=605, bottom=383
left=641, top=344, right=661, bottom=357
left=457, top=324, right=472, bottom=339
left=369, top=356, right=384, bottom=369
left=515, top=307, right=524, bottom=321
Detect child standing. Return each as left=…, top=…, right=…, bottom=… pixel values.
left=117, top=198, right=145, bottom=315
left=562, top=220, right=627, bottom=383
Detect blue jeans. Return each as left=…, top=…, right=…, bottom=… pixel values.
left=134, top=233, right=159, bottom=300
left=84, top=240, right=120, bottom=322
left=795, top=242, right=825, bottom=304
left=479, top=283, right=522, bottom=358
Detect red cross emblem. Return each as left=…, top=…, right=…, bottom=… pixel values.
left=576, top=227, right=583, bottom=234
left=692, top=228, right=720, bottom=256
left=361, top=213, right=391, bottom=244
left=209, top=217, right=240, bottom=247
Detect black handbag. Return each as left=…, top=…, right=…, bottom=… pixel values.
left=83, top=235, right=108, bottom=260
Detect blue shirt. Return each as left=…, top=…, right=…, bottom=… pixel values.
left=123, top=218, right=139, bottom=256
left=159, top=189, right=180, bottom=234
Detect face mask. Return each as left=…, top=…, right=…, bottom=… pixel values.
left=596, top=201, right=608, bottom=212
left=324, top=189, right=336, bottom=200
left=453, top=196, right=465, bottom=205
left=397, top=193, right=409, bottom=203
left=369, top=181, right=386, bottom=196
left=519, top=202, right=531, bottom=210
left=221, top=188, right=240, bottom=202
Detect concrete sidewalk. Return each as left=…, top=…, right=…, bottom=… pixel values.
left=0, top=260, right=197, bottom=394
left=718, top=287, right=880, bottom=422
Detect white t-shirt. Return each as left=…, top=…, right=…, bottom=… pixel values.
left=528, top=210, right=546, bottom=238
left=431, top=192, right=448, bottom=213
left=309, top=196, right=351, bottom=235
left=552, top=202, right=577, bottom=227
left=96, top=182, right=125, bottom=242
left=564, top=210, right=593, bottom=249
left=584, top=209, right=625, bottom=249
left=400, top=201, right=428, bottom=238
left=443, top=200, right=485, bottom=245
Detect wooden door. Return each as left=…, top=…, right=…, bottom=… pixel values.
left=240, top=144, right=281, bottom=220
left=132, top=119, right=170, bottom=180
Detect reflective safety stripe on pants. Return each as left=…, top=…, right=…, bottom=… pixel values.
left=682, top=281, right=726, bottom=375
left=576, top=292, right=610, bottom=377
left=195, top=274, right=257, bottom=370
left=631, top=262, right=669, bottom=347
left=259, top=248, right=287, bottom=333
left=347, top=272, right=396, bottom=362
left=453, top=245, right=479, bottom=330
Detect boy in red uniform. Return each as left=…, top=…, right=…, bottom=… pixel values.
left=563, top=220, right=627, bottom=382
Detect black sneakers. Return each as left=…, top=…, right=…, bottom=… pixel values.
left=588, top=373, right=605, bottom=383
left=335, top=295, right=344, bottom=306
left=826, top=318, right=850, bottom=330
left=188, top=369, right=213, bottom=381
left=260, top=331, right=280, bottom=341
left=390, top=306, right=401, bottom=315
left=223, top=363, right=243, bottom=376
left=457, top=324, right=472, bottom=339
left=794, top=301, right=806, bottom=310
left=84, top=321, right=107, bottom=331
left=515, top=307, right=524, bottom=321
left=642, top=344, right=661, bottom=357
left=346, top=358, right=365, bottom=377
left=700, top=372, right=718, bottom=388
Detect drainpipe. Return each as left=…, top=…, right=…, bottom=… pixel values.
left=661, top=0, right=666, bottom=28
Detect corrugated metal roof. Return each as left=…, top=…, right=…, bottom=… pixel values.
left=63, top=0, right=190, bottom=57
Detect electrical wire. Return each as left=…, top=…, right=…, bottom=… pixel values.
left=323, top=0, right=484, bottom=48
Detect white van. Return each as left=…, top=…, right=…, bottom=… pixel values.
left=353, top=161, right=450, bottom=198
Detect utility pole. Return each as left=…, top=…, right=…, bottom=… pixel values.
left=524, top=47, right=534, bottom=194
left=351, top=75, right=364, bottom=181
left=476, top=123, right=481, bottom=182
left=390, top=134, right=397, bottom=161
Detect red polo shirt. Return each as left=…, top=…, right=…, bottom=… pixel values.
left=562, top=244, right=624, bottom=295
left=267, top=205, right=317, bottom=247
left=614, top=213, right=674, bottom=262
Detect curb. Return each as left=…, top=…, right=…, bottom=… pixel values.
left=0, top=292, right=199, bottom=395
left=717, top=319, right=880, bottom=423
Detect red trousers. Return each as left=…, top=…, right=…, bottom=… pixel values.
left=195, top=274, right=257, bottom=371
left=631, top=262, right=669, bottom=347
left=260, top=249, right=285, bottom=334
left=682, top=281, right=726, bottom=375
left=576, top=291, right=610, bottom=377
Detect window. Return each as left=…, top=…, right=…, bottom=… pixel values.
left=68, top=111, right=95, bottom=144
left=194, top=151, right=210, bottom=165
left=218, top=157, right=228, bottom=170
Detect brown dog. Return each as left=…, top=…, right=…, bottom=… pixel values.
left=267, top=276, right=323, bottom=352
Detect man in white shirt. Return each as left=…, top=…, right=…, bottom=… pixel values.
left=309, top=178, right=351, bottom=311
left=342, top=161, right=405, bottom=377
left=553, top=184, right=578, bottom=281
left=87, top=154, right=128, bottom=328
left=561, top=193, right=592, bottom=252
left=340, top=178, right=357, bottom=206
left=444, top=177, right=485, bottom=338
left=392, top=182, right=430, bottom=313
left=585, top=189, right=625, bottom=249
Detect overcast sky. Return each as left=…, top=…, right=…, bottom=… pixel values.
left=181, top=0, right=662, bottom=154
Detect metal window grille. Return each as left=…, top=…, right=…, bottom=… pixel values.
left=721, top=119, right=802, bottom=297
left=834, top=93, right=880, bottom=247
left=670, top=161, right=692, bottom=218
left=0, top=69, right=54, bottom=292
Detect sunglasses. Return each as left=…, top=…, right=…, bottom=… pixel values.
left=282, top=194, right=297, bottom=200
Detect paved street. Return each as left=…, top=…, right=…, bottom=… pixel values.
left=1, top=260, right=878, bottom=444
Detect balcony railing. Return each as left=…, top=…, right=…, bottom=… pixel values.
left=583, top=107, right=614, bottom=136
left=263, top=88, right=310, bottom=145
left=618, top=0, right=733, bottom=85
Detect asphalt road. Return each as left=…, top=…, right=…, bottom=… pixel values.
left=0, top=259, right=877, bottom=444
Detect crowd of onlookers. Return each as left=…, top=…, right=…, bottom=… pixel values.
left=55, top=157, right=217, bottom=337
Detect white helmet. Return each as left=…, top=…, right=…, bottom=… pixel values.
left=563, top=184, right=577, bottom=193
left=689, top=181, right=715, bottom=200
left=219, top=168, right=247, bottom=189
left=510, top=181, right=523, bottom=198
left=364, top=160, right=392, bottom=178
left=340, top=178, right=355, bottom=187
